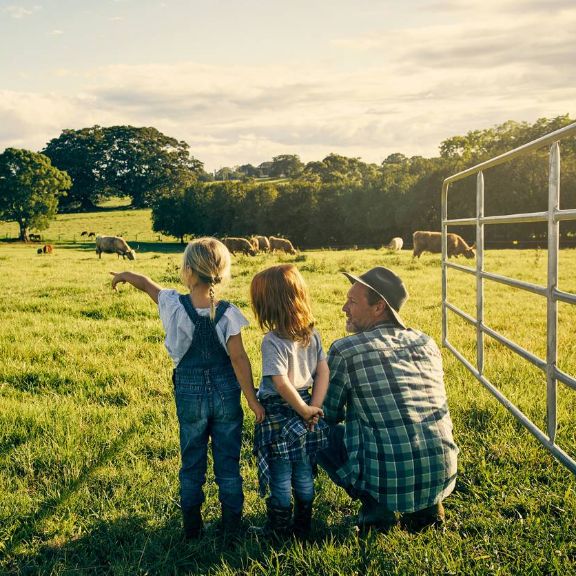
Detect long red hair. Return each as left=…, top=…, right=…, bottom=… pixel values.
left=250, top=264, right=314, bottom=345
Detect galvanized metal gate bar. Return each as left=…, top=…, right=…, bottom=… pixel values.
left=441, top=121, right=576, bottom=475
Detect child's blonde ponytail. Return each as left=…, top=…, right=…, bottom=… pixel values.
left=209, top=283, right=216, bottom=320
left=180, top=238, right=231, bottom=320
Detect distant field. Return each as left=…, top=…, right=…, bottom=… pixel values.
left=1, top=209, right=576, bottom=574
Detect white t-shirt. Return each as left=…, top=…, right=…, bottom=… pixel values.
left=157, top=289, right=249, bottom=367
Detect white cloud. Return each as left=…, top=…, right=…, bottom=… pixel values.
left=1, top=3, right=575, bottom=170
left=2, top=4, right=41, bottom=19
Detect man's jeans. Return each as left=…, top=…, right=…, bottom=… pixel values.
left=175, top=372, right=244, bottom=514
left=316, top=424, right=353, bottom=495
left=268, top=456, right=314, bottom=509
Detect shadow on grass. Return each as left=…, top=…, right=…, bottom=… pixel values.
left=56, top=241, right=187, bottom=255
left=7, top=513, right=359, bottom=575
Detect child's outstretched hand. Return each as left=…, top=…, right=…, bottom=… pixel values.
left=249, top=399, right=266, bottom=424
left=110, top=271, right=128, bottom=290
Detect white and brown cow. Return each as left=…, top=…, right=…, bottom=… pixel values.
left=95, top=235, right=136, bottom=260
left=269, top=236, right=297, bottom=255
left=412, top=231, right=475, bottom=259
left=385, top=237, right=403, bottom=251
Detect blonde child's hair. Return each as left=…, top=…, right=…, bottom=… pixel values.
left=181, top=237, right=231, bottom=319
left=250, top=264, right=314, bottom=345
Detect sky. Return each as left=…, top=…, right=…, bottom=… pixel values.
left=1, top=0, right=575, bottom=172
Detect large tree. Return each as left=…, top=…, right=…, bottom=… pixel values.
left=44, top=125, right=205, bottom=210
left=0, top=148, right=72, bottom=241
left=101, top=126, right=204, bottom=207
left=43, top=126, right=107, bottom=211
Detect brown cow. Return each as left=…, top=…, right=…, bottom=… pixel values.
left=95, top=235, right=136, bottom=260
left=269, top=236, right=297, bottom=255
left=253, top=235, right=271, bottom=252
left=222, top=237, right=257, bottom=256
left=412, top=231, right=475, bottom=259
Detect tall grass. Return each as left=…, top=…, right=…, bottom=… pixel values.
left=1, top=219, right=576, bottom=574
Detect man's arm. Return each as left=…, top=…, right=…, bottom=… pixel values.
left=310, top=358, right=329, bottom=408
left=323, top=348, right=348, bottom=424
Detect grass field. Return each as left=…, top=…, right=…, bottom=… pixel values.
left=1, top=209, right=576, bottom=575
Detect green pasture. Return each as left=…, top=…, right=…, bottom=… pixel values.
left=0, top=202, right=174, bottom=246
left=1, top=212, right=576, bottom=574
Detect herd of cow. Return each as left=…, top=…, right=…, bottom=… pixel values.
left=34, top=230, right=476, bottom=260
left=222, top=235, right=297, bottom=256
left=89, top=234, right=298, bottom=260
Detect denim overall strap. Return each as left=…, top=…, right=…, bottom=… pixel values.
left=176, top=296, right=231, bottom=371
left=178, top=294, right=230, bottom=326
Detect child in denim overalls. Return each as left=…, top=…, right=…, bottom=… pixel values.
left=111, top=237, right=264, bottom=539
left=249, top=264, right=329, bottom=538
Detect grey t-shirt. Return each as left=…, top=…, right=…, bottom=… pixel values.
left=258, top=329, right=326, bottom=399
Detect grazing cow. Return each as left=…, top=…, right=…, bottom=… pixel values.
left=254, top=235, right=271, bottom=252
left=88, top=232, right=96, bottom=238
left=269, top=236, right=297, bottom=255
left=95, top=235, right=136, bottom=260
left=222, top=237, right=257, bottom=256
left=248, top=236, right=260, bottom=253
left=43, top=244, right=54, bottom=254
left=385, top=237, right=403, bottom=251
left=80, top=231, right=88, bottom=236
left=412, top=231, right=475, bottom=259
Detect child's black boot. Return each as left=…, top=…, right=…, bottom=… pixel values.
left=250, top=500, right=292, bottom=539
left=182, top=505, right=203, bottom=540
left=292, top=498, right=313, bottom=539
left=218, top=504, right=243, bottom=538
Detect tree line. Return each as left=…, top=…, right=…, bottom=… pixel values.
left=153, top=116, right=576, bottom=247
left=0, top=116, right=574, bottom=244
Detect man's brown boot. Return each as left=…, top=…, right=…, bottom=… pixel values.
left=401, top=501, right=445, bottom=532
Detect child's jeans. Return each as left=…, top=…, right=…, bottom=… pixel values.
left=268, top=456, right=314, bottom=509
left=175, top=371, right=244, bottom=515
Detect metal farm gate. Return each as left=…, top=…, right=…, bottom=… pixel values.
left=441, top=122, right=576, bottom=474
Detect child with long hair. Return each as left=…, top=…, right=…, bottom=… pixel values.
left=250, top=264, right=329, bottom=538
left=110, top=237, right=264, bottom=540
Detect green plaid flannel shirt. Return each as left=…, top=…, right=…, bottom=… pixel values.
left=324, top=322, right=458, bottom=512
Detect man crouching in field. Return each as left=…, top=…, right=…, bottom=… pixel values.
left=317, top=267, right=458, bottom=532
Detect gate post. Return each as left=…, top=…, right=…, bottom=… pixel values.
left=546, top=142, right=560, bottom=442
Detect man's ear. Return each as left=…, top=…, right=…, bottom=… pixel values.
left=374, top=298, right=389, bottom=317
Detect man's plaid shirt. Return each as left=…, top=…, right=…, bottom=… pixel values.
left=253, top=391, right=329, bottom=497
left=324, top=322, right=458, bottom=512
